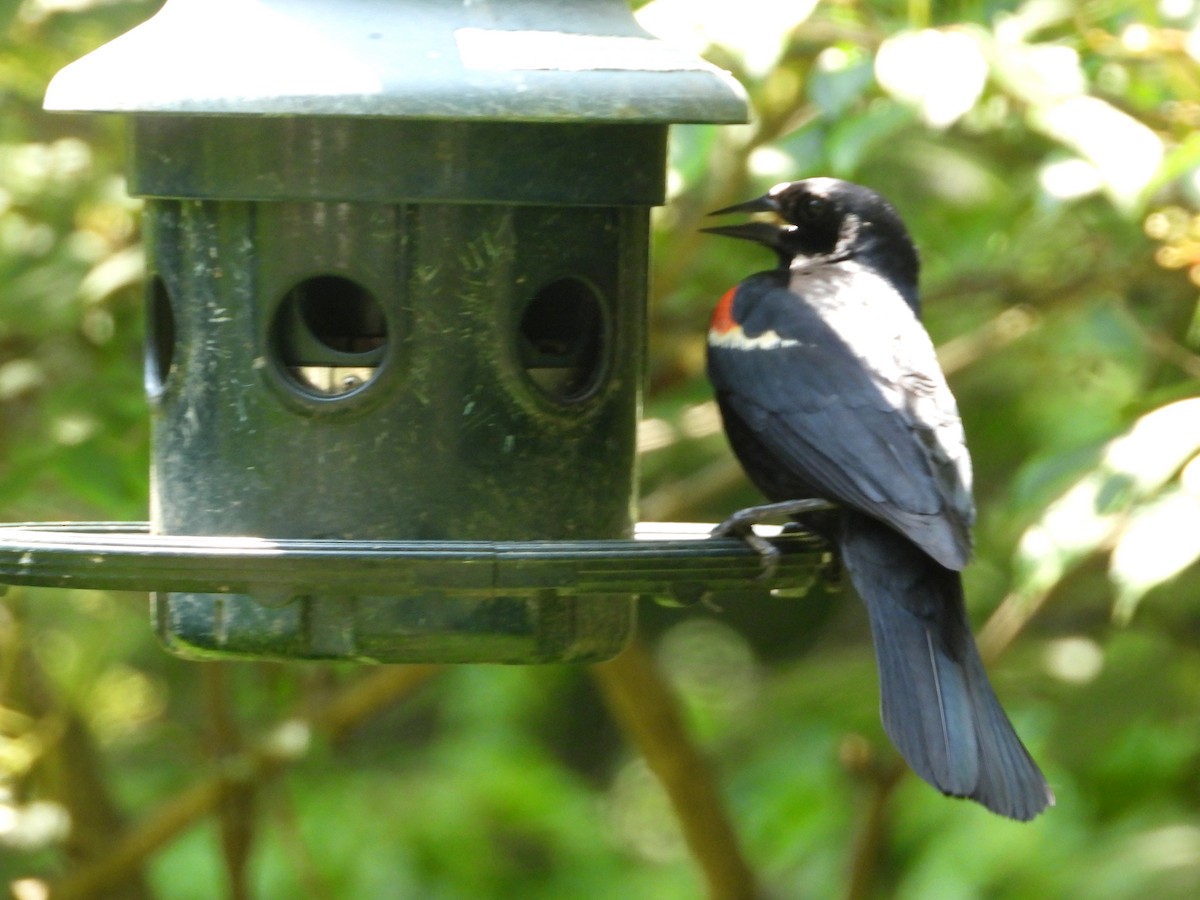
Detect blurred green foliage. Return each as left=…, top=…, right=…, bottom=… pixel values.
left=3, top=0, right=1200, bottom=897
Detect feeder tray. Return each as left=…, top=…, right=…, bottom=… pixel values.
left=0, top=523, right=828, bottom=663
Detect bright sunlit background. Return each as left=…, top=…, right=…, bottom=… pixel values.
left=4, top=0, right=1200, bottom=897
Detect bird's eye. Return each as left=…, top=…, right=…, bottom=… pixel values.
left=798, top=196, right=825, bottom=221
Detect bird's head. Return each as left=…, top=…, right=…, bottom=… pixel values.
left=704, top=178, right=921, bottom=307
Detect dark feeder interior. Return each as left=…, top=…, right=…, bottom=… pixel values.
left=29, top=0, right=749, bottom=662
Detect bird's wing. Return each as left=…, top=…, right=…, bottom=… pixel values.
left=708, top=267, right=973, bottom=569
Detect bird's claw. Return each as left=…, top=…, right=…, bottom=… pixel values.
left=712, top=516, right=782, bottom=582
left=713, top=498, right=837, bottom=582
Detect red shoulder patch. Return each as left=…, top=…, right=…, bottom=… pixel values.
left=710, top=287, right=738, bottom=334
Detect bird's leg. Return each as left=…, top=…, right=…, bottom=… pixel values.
left=712, top=499, right=836, bottom=580
left=713, top=498, right=836, bottom=534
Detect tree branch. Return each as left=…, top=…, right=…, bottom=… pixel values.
left=202, top=663, right=254, bottom=900
left=48, top=665, right=440, bottom=900
left=593, top=641, right=760, bottom=900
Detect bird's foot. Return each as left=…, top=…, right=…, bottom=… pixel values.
left=713, top=517, right=782, bottom=581
left=712, top=499, right=836, bottom=581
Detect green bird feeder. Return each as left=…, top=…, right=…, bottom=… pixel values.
left=0, top=0, right=824, bottom=664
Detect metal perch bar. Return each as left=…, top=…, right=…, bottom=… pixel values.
left=0, top=522, right=827, bottom=599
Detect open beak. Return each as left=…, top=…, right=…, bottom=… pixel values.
left=700, top=221, right=788, bottom=245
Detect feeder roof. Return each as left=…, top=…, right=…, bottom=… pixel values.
left=44, top=0, right=748, bottom=124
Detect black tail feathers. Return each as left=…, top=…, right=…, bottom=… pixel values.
left=839, top=513, right=1054, bottom=821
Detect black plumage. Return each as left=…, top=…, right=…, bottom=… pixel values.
left=705, top=178, right=1053, bottom=820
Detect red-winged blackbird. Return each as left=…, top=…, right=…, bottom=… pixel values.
left=705, top=178, right=1053, bottom=820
